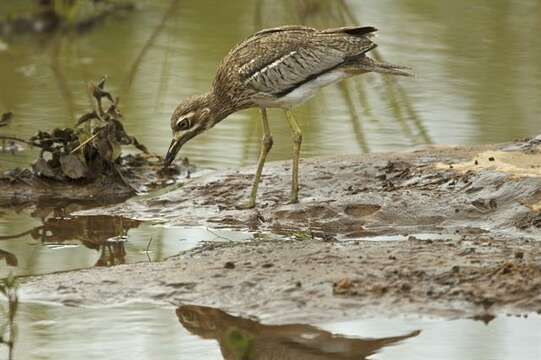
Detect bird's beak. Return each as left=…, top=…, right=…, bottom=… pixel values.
left=164, top=131, right=197, bottom=166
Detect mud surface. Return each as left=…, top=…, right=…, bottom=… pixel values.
left=22, top=235, right=541, bottom=322
left=84, top=136, right=541, bottom=239
left=21, top=137, right=541, bottom=321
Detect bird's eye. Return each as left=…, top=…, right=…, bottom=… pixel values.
left=176, top=117, right=192, bottom=131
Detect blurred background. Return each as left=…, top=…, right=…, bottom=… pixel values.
left=1, top=0, right=540, bottom=172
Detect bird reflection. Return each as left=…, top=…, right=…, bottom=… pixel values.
left=177, top=304, right=420, bottom=360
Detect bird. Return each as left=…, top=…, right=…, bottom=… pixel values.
left=164, top=25, right=412, bottom=209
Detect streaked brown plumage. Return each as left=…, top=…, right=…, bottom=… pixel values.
left=165, top=25, right=411, bottom=208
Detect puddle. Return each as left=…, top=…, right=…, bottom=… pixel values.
left=0, top=202, right=465, bottom=279
left=5, top=302, right=541, bottom=360
left=0, top=207, right=251, bottom=278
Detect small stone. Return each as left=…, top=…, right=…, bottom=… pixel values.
left=400, top=283, right=412, bottom=292
left=261, top=263, right=274, bottom=268
left=333, top=278, right=353, bottom=294
left=488, top=157, right=495, bottom=161
left=224, top=261, right=235, bottom=269
left=514, top=251, right=524, bottom=260
left=474, top=160, right=479, bottom=165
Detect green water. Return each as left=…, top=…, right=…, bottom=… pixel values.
left=1, top=0, right=540, bottom=171
left=6, top=302, right=541, bottom=360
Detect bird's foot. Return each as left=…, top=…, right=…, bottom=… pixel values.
left=235, top=200, right=256, bottom=210
left=286, top=195, right=299, bottom=205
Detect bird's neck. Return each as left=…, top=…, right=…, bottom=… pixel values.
left=202, top=91, right=236, bottom=125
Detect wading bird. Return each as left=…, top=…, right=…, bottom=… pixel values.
left=164, top=25, right=411, bottom=208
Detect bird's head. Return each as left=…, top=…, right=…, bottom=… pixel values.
left=164, top=94, right=219, bottom=166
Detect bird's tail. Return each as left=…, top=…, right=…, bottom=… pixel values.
left=358, top=56, right=413, bottom=77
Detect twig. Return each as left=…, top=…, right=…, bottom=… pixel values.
left=0, top=136, right=37, bottom=147
left=205, top=227, right=234, bottom=242
left=113, top=165, right=139, bottom=194
left=144, top=237, right=153, bottom=263
left=0, top=227, right=39, bottom=241
left=70, top=130, right=101, bottom=154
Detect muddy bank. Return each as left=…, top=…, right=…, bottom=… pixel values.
left=21, top=137, right=541, bottom=321
left=22, top=234, right=541, bottom=322
left=83, top=136, right=541, bottom=240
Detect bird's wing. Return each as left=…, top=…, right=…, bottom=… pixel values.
left=240, top=45, right=345, bottom=95
left=237, top=26, right=376, bottom=96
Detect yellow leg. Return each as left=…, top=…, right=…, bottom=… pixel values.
left=237, top=108, right=273, bottom=209
left=285, top=110, right=302, bottom=204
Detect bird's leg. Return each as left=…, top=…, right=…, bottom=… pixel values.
left=285, top=110, right=302, bottom=204
left=237, top=108, right=273, bottom=209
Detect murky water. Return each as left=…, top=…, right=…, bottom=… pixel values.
left=1, top=0, right=541, bottom=171
left=1, top=1, right=541, bottom=358
left=0, top=205, right=251, bottom=278
left=6, top=302, right=540, bottom=360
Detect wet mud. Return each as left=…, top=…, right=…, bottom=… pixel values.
left=21, top=136, right=541, bottom=321
left=86, top=135, right=541, bottom=239
left=0, top=154, right=184, bottom=207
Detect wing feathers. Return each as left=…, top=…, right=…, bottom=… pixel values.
left=237, top=25, right=377, bottom=95
left=244, top=47, right=344, bottom=94
left=321, top=26, right=378, bottom=37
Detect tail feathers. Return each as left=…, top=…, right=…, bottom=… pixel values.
left=322, top=26, right=378, bottom=37
left=359, top=56, right=414, bottom=77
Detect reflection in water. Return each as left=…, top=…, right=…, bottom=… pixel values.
left=0, top=200, right=143, bottom=273
left=0, top=248, right=17, bottom=266
left=177, top=305, right=420, bottom=359
left=0, top=201, right=251, bottom=277
left=0, top=212, right=141, bottom=267
left=32, top=215, right=141, bottom=267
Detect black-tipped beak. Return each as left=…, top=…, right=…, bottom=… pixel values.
left=164, top=138, right=182, bottom=166
left=164, top=131, right=197, bottom=166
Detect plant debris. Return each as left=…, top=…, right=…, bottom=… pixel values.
left=0, top=77, right=191, bottom=206
left=28, top=77, right=150, bottom=183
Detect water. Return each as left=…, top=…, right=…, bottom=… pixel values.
left=0, top=204, right=251, bottom=278
left=1, top=0, right=541, bottom=171
left=6, top=302, right=541, bottom=360
left=2, top=1, right=541, bottom=358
